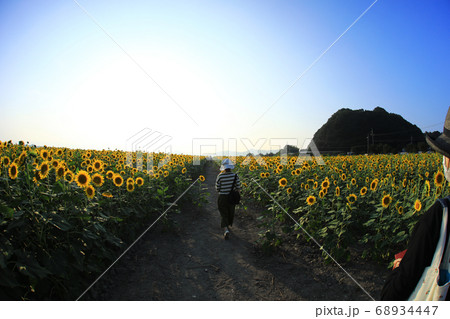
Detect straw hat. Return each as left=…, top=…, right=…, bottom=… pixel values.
left=426, top=106, right=450, bottom=158
left=220, top=158, right=234, bottom=170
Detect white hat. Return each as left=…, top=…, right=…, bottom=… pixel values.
left=220, top=158, right=234, bottom=170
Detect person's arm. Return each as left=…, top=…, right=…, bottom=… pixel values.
left=235, top=174, right=241, bottom=190
left=215, top=174, right=221, bottom=192
left=380, top=201, right=442, bottom=300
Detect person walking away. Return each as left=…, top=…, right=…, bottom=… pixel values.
left=381, top=106, right=450, bottom=300
left=215, top=158, right=241, bottom=239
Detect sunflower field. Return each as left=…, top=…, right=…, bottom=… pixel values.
left=0, top=140, right=207, bottom=300
left=235, top=152, right=448, bottom=263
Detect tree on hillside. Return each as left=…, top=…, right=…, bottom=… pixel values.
left=313, top=107, right=426, bottom=154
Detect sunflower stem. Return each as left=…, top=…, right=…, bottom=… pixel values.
left=4, top=166, right=11, bottom=197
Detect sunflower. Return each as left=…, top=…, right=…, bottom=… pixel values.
left=55, top=165, right=65, bottom=180
left=360, top=186, right=368, bottom=196
left=1, top=156, right=10, bottom=167
left=92, top=173, right=104, bottom=187
left=321, top=180, right=329, bottom=189
left=136, top=177, right=144, bottom=187
left=341, top=173, right=346, bottom=181
left=38, top=161, right=50, bottom=179
left=40, top=149, right=49, bottom=160
left=101, top=192, right=113, bottom=198
left=87, top=165, right=94, bottom=173
left=305, top=184, right=310, bottom=190
left=402, top=179, right=407, bottom=188
left=8, top=162, right=18, bottom=180
left=164, top=171, right=169, bottom=177
left=33, top=170, right=41, bottom=184
left=126, top=182, right=135, bottom=192
left=306, top=195, right=316, bottom=206
left=398, top=206, right=404, bottom=214
left=319, top=190, right=325, bottom=198
left=335, top=186, right=340, bottom=197
left=85, top=185, right=95, bottom=199
left=199, top=175, right=205, bottom=182
left=93, top=160, right=103, bottom=171
left=434, top=171, right=445, bottom=187
left=126, top=177, right=134, bottom=185
left=51, top=159, right=59, bottom=169
left=347, top=194, right=357, bottom=204
left=370, top=179, right=379, bottom=191
left=75, top=170, right=91, bottom=188
left=106, top=170, right=114, bottom=179
left=154, top=173, right=160, bottom=179
left=351, top=178, right=357, bottom=186
left=64, top=170, right=74, bottom=182
left=277, top=177, right=287, bottom=188
left=414, top=199, right=422, bottom=212
left=422, top=180, right=430, bottom=197
left=265, top=172, right=270, bottom=178
left=18, top=151, right=27, bottom=165
left=286, top=187, right=292, bottom=195
left=113, top=174, right=124, bottom=187
left=381, top=194, right=393, bottom=208
left=182, top=167, right=187, bottom=174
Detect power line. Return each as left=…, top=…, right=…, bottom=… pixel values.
left=420, top=122, right=444, bottom=130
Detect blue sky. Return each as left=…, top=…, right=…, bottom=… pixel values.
left=0, top=0, right=449, bottom=154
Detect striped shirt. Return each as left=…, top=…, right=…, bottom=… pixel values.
left=215, top=172, right=241, bottom=195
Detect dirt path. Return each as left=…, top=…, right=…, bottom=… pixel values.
left=84, top=161, right=390, bottom=301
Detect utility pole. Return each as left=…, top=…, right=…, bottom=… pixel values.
left=367, top=134, right=370, bottom=154
left=371, top=128, right=375, bottom=145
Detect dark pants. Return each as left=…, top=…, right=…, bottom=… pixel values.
left=218, top=194, right=235, bottom=228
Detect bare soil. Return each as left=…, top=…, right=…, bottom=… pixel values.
left=83, top=162, right=390, bottom=301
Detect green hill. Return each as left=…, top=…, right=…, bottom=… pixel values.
left=312, top=107, right=427, bottom=154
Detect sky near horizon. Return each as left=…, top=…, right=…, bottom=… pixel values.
left=1, top=0, right=449, bottom=155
